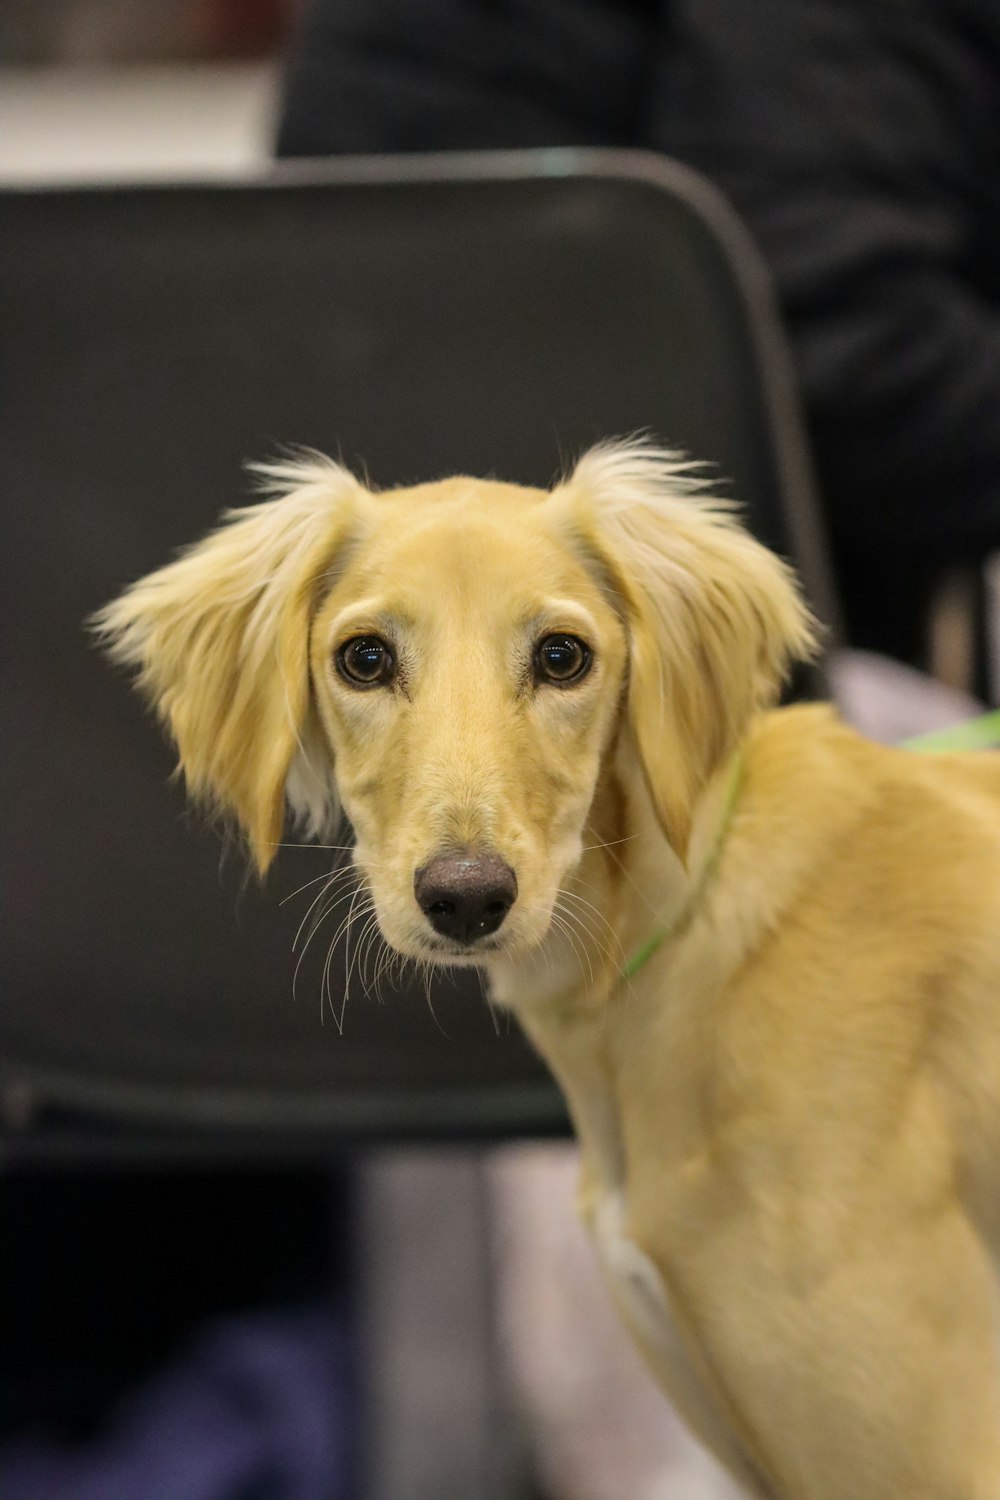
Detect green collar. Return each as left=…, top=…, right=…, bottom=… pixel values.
left=621, top=707, right=1000, bottom=982
left=621, top=748, right=745, bottom=982
left=901, top=708, right=1000, bottom=753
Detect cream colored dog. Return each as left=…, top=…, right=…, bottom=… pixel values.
left=96, top=441, right=1000, bottom=1499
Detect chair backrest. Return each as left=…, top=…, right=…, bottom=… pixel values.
left=0, top=150, right=836, bottom=1148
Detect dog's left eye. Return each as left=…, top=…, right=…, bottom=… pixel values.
left=336, top=635, right=395, bottom=687
left=534, top=633, right=592, bottom=686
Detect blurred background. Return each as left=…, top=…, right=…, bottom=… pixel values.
left=0, top=0, right=286, bottom=179
left=2, top=4, right=998, bottom=1500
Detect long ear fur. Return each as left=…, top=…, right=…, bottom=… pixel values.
left=557, top=439, right=819, bottom=859
left=91, top=456, right=364, bottom=873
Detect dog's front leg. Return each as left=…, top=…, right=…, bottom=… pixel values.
left=591, top=1185, right=778, bottom=1498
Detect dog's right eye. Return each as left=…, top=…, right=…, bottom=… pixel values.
left=336, top=635, right=395, bottom=687
left=534, top=633, right=592, bottom=686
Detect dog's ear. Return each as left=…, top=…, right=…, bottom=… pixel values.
left=92, top=457, right=365, bottom=874
left=556, top=440, right=818, bottom=861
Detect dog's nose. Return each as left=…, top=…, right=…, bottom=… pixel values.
left=414, top=851, right=518, bottom=943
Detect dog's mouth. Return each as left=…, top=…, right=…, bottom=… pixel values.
left=398, top=903, right=556, bottom=966
left=368, top=899, right=553, bottom=969
left=422, top=932, right=507, bottom=960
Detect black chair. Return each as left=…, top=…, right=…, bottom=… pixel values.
left=1, top=149, right=837, bottom=1157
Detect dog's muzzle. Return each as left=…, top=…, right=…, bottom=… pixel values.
left=414, top=850, right=517, bottom=943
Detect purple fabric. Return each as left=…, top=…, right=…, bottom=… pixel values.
left=0, top=1304, right=352, bottom=1500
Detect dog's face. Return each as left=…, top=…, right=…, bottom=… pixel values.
left=94, top=441, right=815, bottom=967
left=309, top=478, right=628, bottom=961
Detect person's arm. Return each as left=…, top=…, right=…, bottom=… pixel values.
left=647, top=0, right=1000, bottom=556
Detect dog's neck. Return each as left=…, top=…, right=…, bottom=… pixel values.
left=486, top=732, right=744, bottom=1196
left=489, top=730, right=740, bottom=1014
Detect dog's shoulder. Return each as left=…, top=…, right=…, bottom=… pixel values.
left=747, top=701, right=1000, bottom=831
left=721, top=703, right=1000, bottom=951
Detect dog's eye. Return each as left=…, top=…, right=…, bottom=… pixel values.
left=534, top=633, right=592, bottom=686
left=336, top=635, right=395, bottom=687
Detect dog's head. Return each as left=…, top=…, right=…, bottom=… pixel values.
left=94, top=440, right=816, bottom=964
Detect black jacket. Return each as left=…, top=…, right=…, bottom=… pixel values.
left=277, top=0, right=1000, bottom=660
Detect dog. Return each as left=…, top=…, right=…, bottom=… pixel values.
left=95, top=439, right=1000, bottom=1499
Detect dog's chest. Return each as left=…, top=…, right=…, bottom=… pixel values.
left=588, top=1182, right=763, bottom=1490
left=500, top=960, right=767, bottom=1489
left=590, top=1184, right=700, bottom=1391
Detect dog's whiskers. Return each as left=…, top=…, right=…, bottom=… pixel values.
left=547, top=902, right=597, bottom=987
left=325, top=884, right=376, bottom=1031
left=478, top=968, right=505, bottom=1036
left=556, top=887, right=630, bottom=970
left=580, top=832, right=644, bottom=853
left=603, top=844, right=669, bottom=924
left=266, top=840, right=358, bottom=853
left=292, top=868, right=360, bottom=961
left=369, top=935, right=396, bottom=1004
left=557, top=894, right=635, bottom=993
left=291, top=877, right=365, bottom=1002
left=355, top=911, right=387, bottom=1003
left=411, top=955, right=453, bottom=1038
left=372, top=941, right=400, bottom=1002
left=280, top=860, right=356, bottom=908
left=292, top=877, right=359, bottom=961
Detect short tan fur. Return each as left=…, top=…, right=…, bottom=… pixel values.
left=95, top=441, right=1000, bottom=1499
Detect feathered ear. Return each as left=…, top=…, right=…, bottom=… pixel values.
left=91, top=456, right=365, bottom=874
left=556, top=439, right=818, bottom=860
